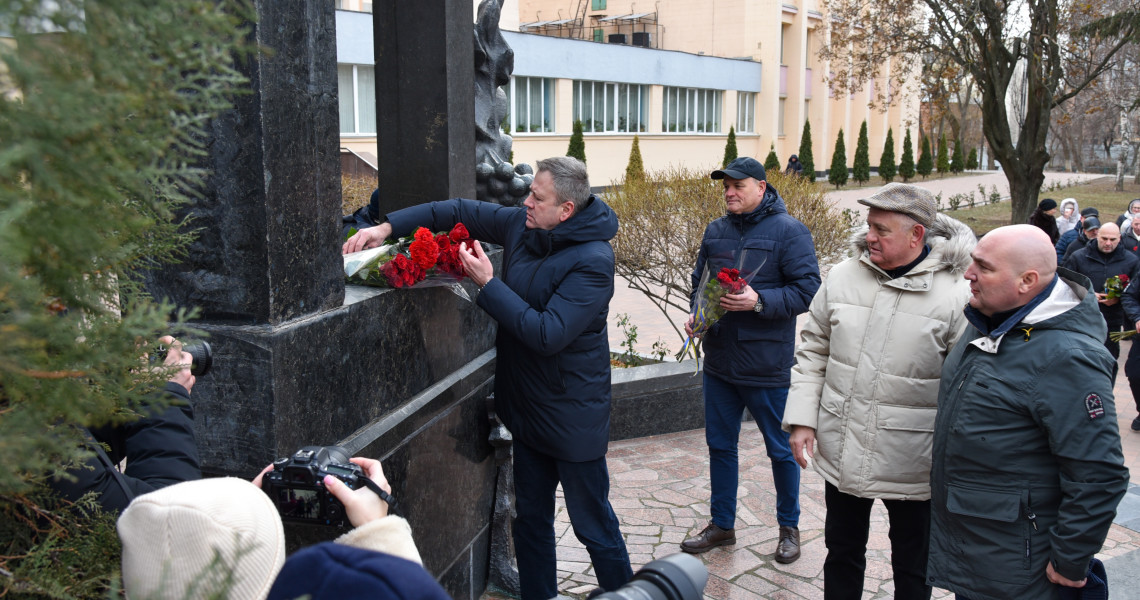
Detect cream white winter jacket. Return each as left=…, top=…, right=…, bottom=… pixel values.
left=782, top=213, right=975, bottom=500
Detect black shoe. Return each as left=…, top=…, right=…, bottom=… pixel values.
left=680, top=521, right=735, bottom=554
left=1132, top=416, right=1140, bottom=432
left=775, top=525, right=801, bottom=564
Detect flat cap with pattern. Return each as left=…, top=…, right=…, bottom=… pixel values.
left=857, top=182, right=937, bottom=228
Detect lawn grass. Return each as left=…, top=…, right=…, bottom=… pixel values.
left=945, top=176, right=1140, bottom=236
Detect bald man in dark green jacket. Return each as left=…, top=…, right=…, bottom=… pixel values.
left=928, top=225, right=1129, bottom=600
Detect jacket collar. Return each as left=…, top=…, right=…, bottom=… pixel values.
left=966, top=273, right=1085, bottom=353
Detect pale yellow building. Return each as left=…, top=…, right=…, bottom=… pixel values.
left=335, top=0, right=919, bottom=186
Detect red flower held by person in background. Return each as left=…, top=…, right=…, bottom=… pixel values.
left=1106, top=273, right=1130, bottom=300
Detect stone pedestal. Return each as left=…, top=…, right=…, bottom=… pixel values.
left=142, top=2, right=500, bottom=598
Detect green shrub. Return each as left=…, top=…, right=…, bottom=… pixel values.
left=626, top=135, right=646, bottom=183
left=723, top=126, right=738, bottom=167
left=567, top=120, right=586, bottom=163
left=0, top=0, right=254, bottom=593
left=879, top=128, right=896, bottom=183
left=764, top=143, right=781, bottom=172
left=798, top=120, right=816, bottom=180
left=829, top=129, right=849, bottom=189
left=967, top=147, right=979, bottom=170
left=950, top=139, right=965, bottom=173
left=917, top=135, right=934, bottom=178
left=898, top=130, right=916, bottom=182
left=852, top=121, right=871, bottom=185
left=937, top=133, right=950, bottom=174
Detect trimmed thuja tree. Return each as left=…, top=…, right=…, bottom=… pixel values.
left=0, top=0, right=255, bottom=593
left=852, top=121, right=871, bottom=185
left=936, top=133, right=950, bottom=174
left=967, top=147, right=979, bottom=170
left=764, top=144, right=781, bottom=172
left=798, top=120, right=816, bottom=180
left=950, top=139, right=965, bottom=173
left=625, top=135, right=645, bottom=183
left=879, top=128, right=897, bottom=183
left=723, top=126, right=739, bottom=167
left=568, top=120, right=587, bottom=163
left=917, top=135, right=934, bottom=179
left=898, top=129, right=916, bottom=182
left=829, top=129, right=849, bottom=189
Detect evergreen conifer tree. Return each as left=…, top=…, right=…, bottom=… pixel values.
left=764, top=144, right=781, bottom=172
left=723, top=126, right=739, bottom=167
left=852, top=121, right=871, bottom=185
left=879, top=128, right=897, bottom=183
left=967, top=147, right=979, bottom=170
left=0, top=0, right=255, bottom=591
left=798, top=120, right=815, bottom=181
left=950, top=139, right=965, bottom=173
left=917, top=135, right=934, bottom=179
left=898, top=129, right=916, bottom=182
left=936, top=133, right=950, bottom=174
left=567, top=120, right=587, bottom=163
left=625, top=135, right=645, bottom=183
left=829, top=130, right=849, bottom=189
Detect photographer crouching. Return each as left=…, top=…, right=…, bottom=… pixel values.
left=50, top=336, right=205, bottom=513
left=115, top=452, right=450, bottom=600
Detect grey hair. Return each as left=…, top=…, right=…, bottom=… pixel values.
left=536, top=156, right=590, bottom=207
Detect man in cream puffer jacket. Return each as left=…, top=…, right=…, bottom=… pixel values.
left=782, top=183, right=975, bottom=600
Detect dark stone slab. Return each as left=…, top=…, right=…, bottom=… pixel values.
left=373, top=0, right=476, bottom=213
left=144, top=0, right=344, bottom=325
left=610, top=361, right=705, bottom=441
left=191, top=282, right=496, bottom=477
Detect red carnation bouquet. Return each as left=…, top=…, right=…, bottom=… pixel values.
left=676, top=252, right=766, bottom=369
left=344, top=223, right=477, bottom=299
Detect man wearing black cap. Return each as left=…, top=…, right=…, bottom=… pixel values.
left=1056, top=207, right=1099, bottom=262
left=679, top=157, right=821, bottom=563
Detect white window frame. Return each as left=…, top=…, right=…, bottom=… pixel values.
left=662, top=87, right=722, bottom=134
left=338, top=64, right=376, bottom=136
left=736, top=92, right=755, bottom=133
left=572, top=80, right=648, bottom=133
left=507, top=76, right=555, bottom=134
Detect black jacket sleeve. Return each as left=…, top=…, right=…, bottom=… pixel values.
left=51, top=382, right=201, bottom=513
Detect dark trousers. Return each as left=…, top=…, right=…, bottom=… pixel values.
left=512, top=440, right=632, bottom=600
left=703, top=373, right=800, bottom=529
left=1126, top=339, right=1140, bottom=414
left=823, top=482, right=932, bottom=600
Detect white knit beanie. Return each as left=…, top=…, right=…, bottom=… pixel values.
left=117, top=477, right=286, bottom=600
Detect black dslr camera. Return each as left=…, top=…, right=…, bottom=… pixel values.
left=155, top=339, right=212, bottom=377
left=261, top=446, right=363, bottom=529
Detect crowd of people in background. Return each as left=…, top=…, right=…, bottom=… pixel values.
left=66, top=157, right=1136, bottom=600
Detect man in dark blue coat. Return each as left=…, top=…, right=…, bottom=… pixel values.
left=679, top=157, right=821, bottom=563
left=343, top=157, right=632, bottom=600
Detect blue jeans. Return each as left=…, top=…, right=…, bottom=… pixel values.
left=512, top=440, right=633, bottom=600
left=704, top=372, right=800, bottom=530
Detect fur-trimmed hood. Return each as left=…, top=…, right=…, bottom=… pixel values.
left=850, top=212, right=976, bottom=276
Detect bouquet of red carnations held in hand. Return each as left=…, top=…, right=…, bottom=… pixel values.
left=343, top=223, right=477, bottom=299
left=676, top=254, right=765, bottom=368
left=1105, top=274, right=1130, bottom=300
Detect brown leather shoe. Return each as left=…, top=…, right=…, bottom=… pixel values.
left=680, top=521, right=736, bottom=554
left=775, top=525, right=800, bottom=564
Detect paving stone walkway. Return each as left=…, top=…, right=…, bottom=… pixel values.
left=482, top=343, right=1140, bottom=599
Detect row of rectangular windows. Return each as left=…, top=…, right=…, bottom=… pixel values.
left=338, top=66, right=757, bottom=136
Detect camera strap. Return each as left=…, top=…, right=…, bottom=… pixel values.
left=359, top=475, right=401, bottom=518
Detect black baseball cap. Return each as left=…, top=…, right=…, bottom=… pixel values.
left=1081, top=207, right=1099, bottom=218
left=711, top=157, right=766, bottom=181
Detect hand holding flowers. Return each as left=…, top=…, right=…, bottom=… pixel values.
left=676, top=255, right=766, bottom=369
left=343, top=223, right=479, bottom=300
left=1105, top=274, right=1130, bottom=300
